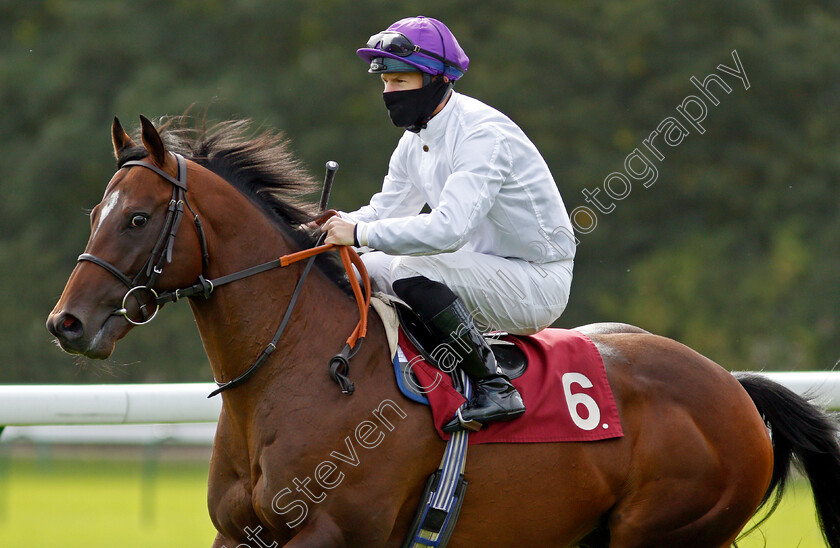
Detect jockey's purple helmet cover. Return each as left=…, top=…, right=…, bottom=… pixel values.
left=357, top=16, right=470, bottom=80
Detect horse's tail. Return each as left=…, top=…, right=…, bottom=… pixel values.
left=735, top=372, right=840, bottom=548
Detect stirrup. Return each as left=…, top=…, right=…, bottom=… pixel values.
left=453, top=408, right=482, bottom=432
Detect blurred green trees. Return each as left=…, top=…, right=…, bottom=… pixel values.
left=1, top=0, right=837, bottom=382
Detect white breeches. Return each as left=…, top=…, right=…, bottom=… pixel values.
left=359, top=249, right=573, bottom=335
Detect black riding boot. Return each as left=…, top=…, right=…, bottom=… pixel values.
left=429, top=299, right=526, bottom=433
left=391, top=276, right=526, bottom=433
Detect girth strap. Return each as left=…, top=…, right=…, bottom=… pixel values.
left=403, top=372, right=472, bottom=547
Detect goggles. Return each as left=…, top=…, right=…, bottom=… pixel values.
left=366, top=31, right=465, bottom=73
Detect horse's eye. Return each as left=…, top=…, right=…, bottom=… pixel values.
left=130, top=214, right=148, bottom=228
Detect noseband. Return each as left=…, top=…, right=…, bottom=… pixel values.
left=77, top=152, right=370, bottom=396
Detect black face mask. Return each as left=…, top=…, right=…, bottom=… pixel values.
left=383, top=78, right=452, bottom=133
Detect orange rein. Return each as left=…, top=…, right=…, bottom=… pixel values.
left=204, top=213, right=371, bottom=398
left=280, top=209, right=370, bottom=349
left=279, top=241, right=371, bottom=350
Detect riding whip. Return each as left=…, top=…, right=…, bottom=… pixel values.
left=320, top=160, right=339, bottom=211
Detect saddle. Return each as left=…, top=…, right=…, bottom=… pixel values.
left=384, top=299, right=623, bottom=547
left=393, top=302, right=527, bottom=404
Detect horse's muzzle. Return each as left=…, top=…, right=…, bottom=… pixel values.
left=46, top=307, right=127, bottom=359
left=46, top=311, right=87, bottom=354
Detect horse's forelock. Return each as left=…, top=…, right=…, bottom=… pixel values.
left=116, top=145, right=151, bottom=169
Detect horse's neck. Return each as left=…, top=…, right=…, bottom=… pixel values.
left=185, top=176, right=359, bottom=409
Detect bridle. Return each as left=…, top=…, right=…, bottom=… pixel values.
left=78, top=152, right=370, bottom=397
left=79, top=153, right=208, bottom=325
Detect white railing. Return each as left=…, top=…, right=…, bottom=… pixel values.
left=759, top=371, right=840, bottom=407
left=0, top=373, right=836, bottom=445
left=0, top=383, right=221, bottom=425
left=0, top=383, right=222, bottom=445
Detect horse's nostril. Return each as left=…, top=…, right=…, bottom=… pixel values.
left=51, top=312, right=84, bottom=340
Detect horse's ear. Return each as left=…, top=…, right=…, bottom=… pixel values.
left=139, top=115, right=166, bottom=166
left=111, top=116, right=136, bottom=159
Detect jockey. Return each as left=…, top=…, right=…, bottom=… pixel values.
left=322, top=16, right=575, bottom=433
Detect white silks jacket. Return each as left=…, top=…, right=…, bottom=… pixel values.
left=345, top=91, right=576, bottom=266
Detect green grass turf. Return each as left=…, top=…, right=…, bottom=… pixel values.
left=738, top=478, right=827, bottom=548
left=0, top=455, right=215, bottom=547
left=0, top=455, right=828, bottom=547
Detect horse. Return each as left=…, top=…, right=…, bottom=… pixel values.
left=47, top=115, right=840, bottom=548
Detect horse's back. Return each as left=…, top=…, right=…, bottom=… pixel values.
left=574, top=322, right=651, bottom=336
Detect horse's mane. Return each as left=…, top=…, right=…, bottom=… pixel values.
left=117, top=117, right=351, bottom=293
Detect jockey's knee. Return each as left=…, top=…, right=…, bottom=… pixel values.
left=359, top=251, right=396, bottom=294
left=391, top=276, right=457, bottom=321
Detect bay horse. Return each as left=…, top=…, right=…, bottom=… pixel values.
left=47, top=116, right=840, bottom=547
